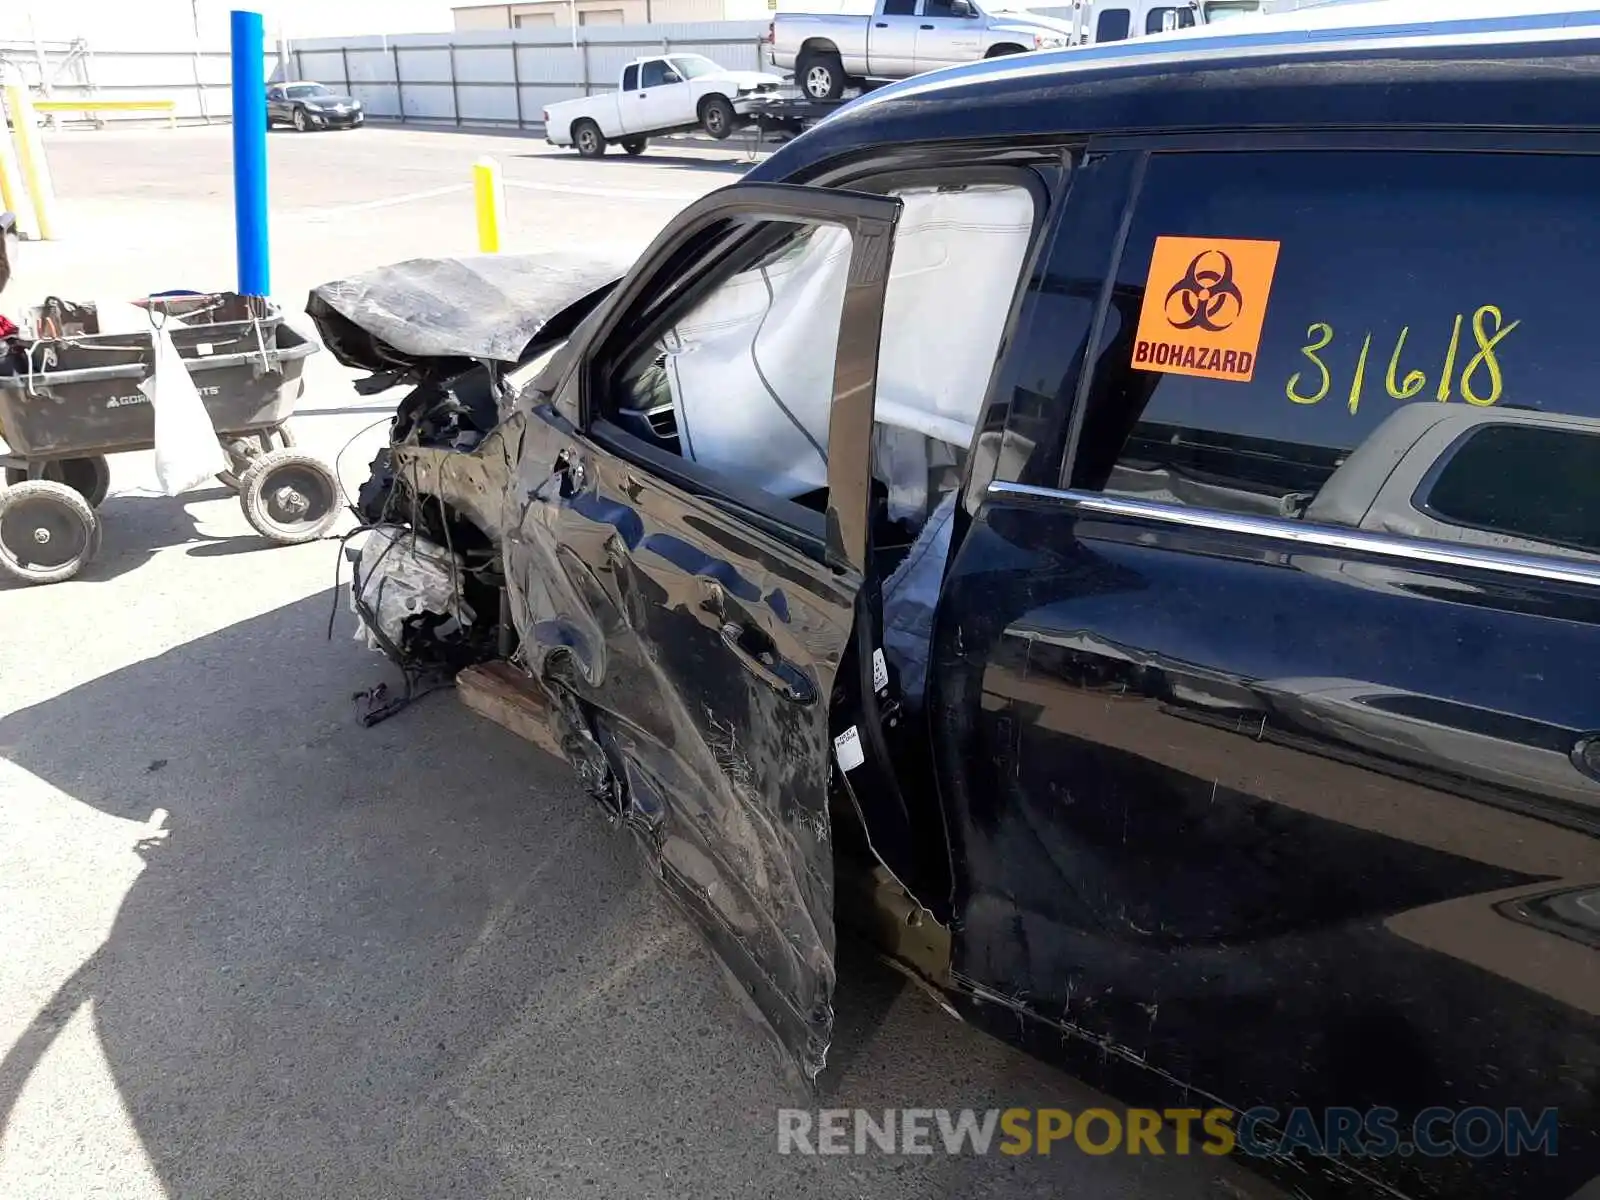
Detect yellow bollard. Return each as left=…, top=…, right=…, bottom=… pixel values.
left=473, top=156, right=505, bottom=254
left=2, top=83, right=57, bottom=240
left=0, top=112, right=36, bottom=238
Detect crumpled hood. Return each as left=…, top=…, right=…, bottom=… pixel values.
left=306, top=253, right=627, bottom=374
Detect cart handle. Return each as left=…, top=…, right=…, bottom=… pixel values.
left=0, top=338, right=317, bottom=390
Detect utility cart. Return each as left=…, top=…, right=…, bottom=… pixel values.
left=0, top=293, right=338, bottom=585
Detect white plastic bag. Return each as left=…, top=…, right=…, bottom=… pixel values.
left=143, top=324, right=226, bottom=497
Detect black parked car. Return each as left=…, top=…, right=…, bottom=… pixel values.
left=318, top=9, right=1600, bottom=1199
left=267, top=81, right=363, bottom=131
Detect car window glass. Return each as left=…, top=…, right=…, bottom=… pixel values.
left=989, top=152, right=1141, bottom=490
left=1145, top=6, right=1195, bottom=32
left=1095, top=8, right=1131, bottom=40
left=610, top=220, right=850, bottom=511
left=884, top=0, right=916, bottom=13
left=1419, top=424, right=1600, bottom=556
left=1067, top=149, right=1600, bottom=562
left=622, top=64, right=639, bottom=90
left=639, top=60, right=669, bottom=88
left=923, top=0, right=958, bottom=16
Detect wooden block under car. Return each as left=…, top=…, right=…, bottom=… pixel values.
left=456, top=661, right=565, bottom=759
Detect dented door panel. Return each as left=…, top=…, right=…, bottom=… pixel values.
left=506, top=438, right=855, bottom=1071
left=501, top=186, right=902, bottom=1078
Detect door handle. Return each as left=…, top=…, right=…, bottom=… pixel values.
left=920, top=23, right=934, bottom=28
left=721, top=622, right=815, bottom=705
left=875, top=20, right=888, bottom=25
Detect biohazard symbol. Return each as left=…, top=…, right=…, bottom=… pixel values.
left=1164, top=250, right=1245, bottom=333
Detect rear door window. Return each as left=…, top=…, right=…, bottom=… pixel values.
left=1065, top=149, right=1600, bottom=553
left=622, top=64, right=639, bottom=90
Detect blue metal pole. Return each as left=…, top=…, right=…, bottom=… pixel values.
left=230, top=9, right=270, bottom=296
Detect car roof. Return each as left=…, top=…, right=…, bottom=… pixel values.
left=754, top=1, right=1600, bottom=180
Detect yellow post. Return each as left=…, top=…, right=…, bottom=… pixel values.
left=473, top=156, right=505, bottom=254
left=2, top=83, right=57, bottom=240
left=0, top=111, right=36, bottom=238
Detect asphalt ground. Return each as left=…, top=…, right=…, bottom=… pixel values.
left=0, top=124, right=1283, bottom=1200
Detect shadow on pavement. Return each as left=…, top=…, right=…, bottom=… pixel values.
left=0, top=486, right=273, bottom=591
left=0, top=587, right=1276, bottom=1199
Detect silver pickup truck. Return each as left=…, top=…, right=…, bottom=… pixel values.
left=769, top=0, right=1260, bottom=100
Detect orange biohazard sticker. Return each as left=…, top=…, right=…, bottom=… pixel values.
left=1132, top=236, right=1281, bottom=383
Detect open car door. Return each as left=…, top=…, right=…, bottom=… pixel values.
left=504, top=183, right=902, bottom=1078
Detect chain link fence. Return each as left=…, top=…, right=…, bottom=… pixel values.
left=289, top=23, right=772, bottom=131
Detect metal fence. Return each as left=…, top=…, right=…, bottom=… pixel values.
left=289, top=23, right=771, bottom=131
left=0, top=38, right=284, bottom=124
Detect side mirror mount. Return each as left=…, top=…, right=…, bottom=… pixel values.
left=663, top=71, right=683, bottom=84
left=951, top=0, right=977, bottom=17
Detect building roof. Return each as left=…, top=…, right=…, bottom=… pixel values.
left=754, top=1, right=1600, bottom=181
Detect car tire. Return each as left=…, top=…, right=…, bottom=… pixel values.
left=573, top=119, right=607, bottom=158
left=797, top=49, right=845, bottom=102
left=5, top=455, right=112, bottom=509
left=292, top=107, right=308, bottom=132
left=621, top=136, right=648, bottom=156
left=0, top=479, right=101, bottom=586
left=699, top=95, right=737, bottom=140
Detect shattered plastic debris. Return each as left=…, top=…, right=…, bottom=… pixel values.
left=349, top=526, right=476, bottom=655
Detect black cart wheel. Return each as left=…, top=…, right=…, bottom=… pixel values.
left=5, top=455, right=112, bottom=509
left=0, top=479, right=101, bottom=585
left=699, top=94, right=736, bottom=140
left=238, top=449, right=340, bottom=544
left=620, top=136, right=648, bottom=156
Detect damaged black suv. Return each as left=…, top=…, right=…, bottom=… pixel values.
left=309, top=12, right=1600, bottom=1200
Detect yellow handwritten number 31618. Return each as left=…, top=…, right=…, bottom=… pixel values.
left=1286, top=305, right=1520, bottom=414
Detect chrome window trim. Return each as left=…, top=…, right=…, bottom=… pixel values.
left=987, top=481, right=1600, bottom=590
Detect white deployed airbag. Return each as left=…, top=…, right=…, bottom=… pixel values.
left=664, top=184, right=1034, bottom=501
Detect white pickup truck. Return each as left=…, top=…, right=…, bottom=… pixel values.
left=769, top=0, right=1261, bottom=100
left=542, top=54, right=783, bottom=157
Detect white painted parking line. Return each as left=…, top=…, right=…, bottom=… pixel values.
left=292, top=183, right=472, bottom=220
left=503, top=179, right=710, bottom=203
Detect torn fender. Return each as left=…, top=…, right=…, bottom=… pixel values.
left=388, top=415, right=526, bottom=547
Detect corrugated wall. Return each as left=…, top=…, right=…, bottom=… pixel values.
left=0, top=39, right=284, bottom=124
left=290, top=22, right=773, bottom=129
